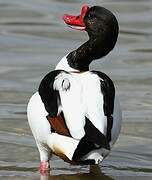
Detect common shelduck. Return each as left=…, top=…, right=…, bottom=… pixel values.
left=27, top=4, right=122, bottom=174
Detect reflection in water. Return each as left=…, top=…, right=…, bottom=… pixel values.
left=40, top=165, right=113, bottom=180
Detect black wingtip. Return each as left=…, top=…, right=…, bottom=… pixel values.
left=72, top=118, right=110, bottom=162
left=84, top=118, right=110, bottom=150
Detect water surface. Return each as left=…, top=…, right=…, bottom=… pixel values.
left=0, top=0, right=152, bottom=179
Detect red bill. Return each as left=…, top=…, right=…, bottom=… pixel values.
left=63, top=4, right=89, bottom=30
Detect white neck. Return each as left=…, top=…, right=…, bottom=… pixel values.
left=55, top=54, right=79, bottom=72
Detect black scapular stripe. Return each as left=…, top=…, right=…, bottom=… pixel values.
left=92, top=71, right=115, bottom=116
left=38, top=70, right=64, bottom=117
left=72, top=118, right=110, bottom=162
left=92, top=71, right=115, bottom=142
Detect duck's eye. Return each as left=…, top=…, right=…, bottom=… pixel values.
left=88, top=12, right=94, bottom=19
left=88, top=14, right=92, bottom=18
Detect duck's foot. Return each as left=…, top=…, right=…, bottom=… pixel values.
left=90, top=164, right=101, bottom=174
left=39, top=161, right=50, bottom=175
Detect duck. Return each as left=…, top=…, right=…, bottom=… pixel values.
left=27, top=4, right=122, bottom=175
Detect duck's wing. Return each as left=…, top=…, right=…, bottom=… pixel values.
left=72, top=117, right=110, bottom=162
left=71, top=71, right=115, bottom=161
left=38, top=70, right=66, bottom=118
left=91, top=71, right=115, bottom=142
left=47, top=113, right=71, bottom=137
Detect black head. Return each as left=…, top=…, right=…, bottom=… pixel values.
left=84, top=6, right=119, bottom=56
left=84, top=6, right=118, bottom=37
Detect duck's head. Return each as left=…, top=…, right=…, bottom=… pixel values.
left=63, top=4, right=119, bottom=57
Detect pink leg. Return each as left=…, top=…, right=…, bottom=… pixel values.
left=39, top=161, right=50, bottom=175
